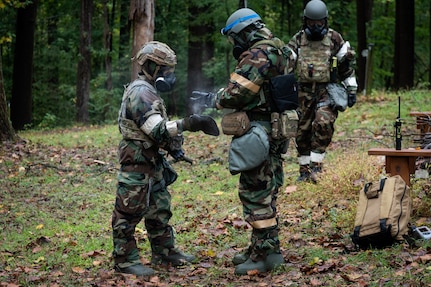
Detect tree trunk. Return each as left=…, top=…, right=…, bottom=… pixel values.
left=356, top=0, right=372, bottom=93
left=76, top=0, right=93, bottom=123
left=129, top=0, right=154, bottom=80
left=187, top=4, right=215, bottom=115
left=119, top=0, right=131, bottom=59
left=103, top=0, right=113, bottom=120
left=10, top=0, right=38, bottom=130
left=0, top=49, right=17, bottom=142
left=394, top=0, right=414, bottom=90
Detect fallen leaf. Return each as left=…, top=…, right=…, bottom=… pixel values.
left=72, top=266, right=86, bottom=274
left=285, top=185, right=297, bottom=194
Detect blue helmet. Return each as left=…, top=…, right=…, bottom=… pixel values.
left=221, top=8, right=261, bottom=35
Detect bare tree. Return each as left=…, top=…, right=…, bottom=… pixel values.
left=394, top=0, right=414, bottom=90
left=119, top=0, right=131, bottom=59
left=76, top=0, right=93, bottom=123
left=0, top=50, right=17, bottom=142
left=429, top=3, right=431, bottom=87
left=129, top=0, right=154, bottom=80
left=356, top=0, right=373, bottom=92
left=102, top=0, right=113, bottom=120
left=10, top=0, right=38, bottom=130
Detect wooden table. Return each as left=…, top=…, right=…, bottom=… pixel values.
left=368, top=148, right=431, bottom=186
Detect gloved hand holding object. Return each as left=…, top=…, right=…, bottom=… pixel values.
left=177, top=114, right=220, bottom=136
left=348, top=93, right=356, bottom=107
left=347, top=86, right=356, bottom=107
left=167, top=135, right=194, bottom=164
left=189, top=91, right=216, bottom=113
left=167, top=135, right=185, bottom=160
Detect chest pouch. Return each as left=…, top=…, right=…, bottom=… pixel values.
left=269, top=74, right=299, bottom=113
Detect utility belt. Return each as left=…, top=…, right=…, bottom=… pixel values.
left=299, top=82, right=328, bottom=93
left=120, top=163, right=151, bottom=173
left=121, top=157, right=177, bottom=188
left=221, top=110, right=298, bottom=141
left=246, top=112, right=272, bottom=122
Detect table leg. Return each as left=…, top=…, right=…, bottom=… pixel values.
left=385, top=156, right=412, bottom=186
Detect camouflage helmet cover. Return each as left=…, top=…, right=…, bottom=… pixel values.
left=133, top=41, right=177, bottom=67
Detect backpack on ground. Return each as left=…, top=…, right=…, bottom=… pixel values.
left=351, top=175, right=411, bottom=249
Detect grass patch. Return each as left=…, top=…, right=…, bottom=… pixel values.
left=1, top=90, right=431, bottom=286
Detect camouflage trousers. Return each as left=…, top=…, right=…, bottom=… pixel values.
left=296, top=87, right=338, bottom=156
left=238, top=140, right=285, bottom=259
left=111, top=174, right=175, bottom=267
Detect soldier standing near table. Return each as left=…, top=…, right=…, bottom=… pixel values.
left=287, top=0, right=358, bottom=183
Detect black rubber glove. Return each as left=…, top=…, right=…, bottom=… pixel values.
left=168, top=135, right=185, bottom=161
left=348, top=93, right=356, bottom=108
left=169, top=149, right=185, bottom=161
left=180, top=114, right=220, bottom=136
left=190, top=91, right=216, bottom=114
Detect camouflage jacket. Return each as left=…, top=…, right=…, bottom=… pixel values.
left=216, top=37, right=292, bottom=112
left=117, top=75, right=178, bottom=183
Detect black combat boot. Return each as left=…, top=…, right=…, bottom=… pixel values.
left=234, top=253, right=285, bottom=275
left=232, top=246, right=251, bottom=265
left=150, top=227, right=195, bottom=266
left=297, top=164, right=311, bottom=182
left=310, top=162, right=323, bottom=183
left=151, top=247, right=196, bottom=266
left=114, top=247, right=155, bottom=276
left=115, top=263, right=155, bottom=276
left=234, top=227, right=284, bottom=275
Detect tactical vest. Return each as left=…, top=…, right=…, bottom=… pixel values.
left=297, top=30, right=333, bottom=83
left=118, top=79, right=164, bottom=149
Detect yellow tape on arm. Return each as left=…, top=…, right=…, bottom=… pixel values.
left=230, top=73, right=260, bottom=94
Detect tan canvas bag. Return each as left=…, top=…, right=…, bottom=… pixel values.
left=351, top=175, right=411, bottom=249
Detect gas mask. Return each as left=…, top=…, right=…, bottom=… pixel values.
left=228, top=31, right=256, bottom=60
left=232, top=45, right=246, bottom=60
left=155, top=67, right=176, bottom=92
left=304, top=19, right=328, bottom=41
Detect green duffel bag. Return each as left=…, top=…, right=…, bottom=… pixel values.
left=228, top=123, right=269, bottom=175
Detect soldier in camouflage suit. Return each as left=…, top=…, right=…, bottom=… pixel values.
left=191, top=8, right=295, bottom=275
left=112, top=41, right=219, bottom=277
left=287, top=0, right=358, bottom=183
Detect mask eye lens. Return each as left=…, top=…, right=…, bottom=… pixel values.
left=307, top=19, right=324, bottom=27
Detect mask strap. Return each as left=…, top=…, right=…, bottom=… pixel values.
left=151, top=66, right=161, bottom=81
